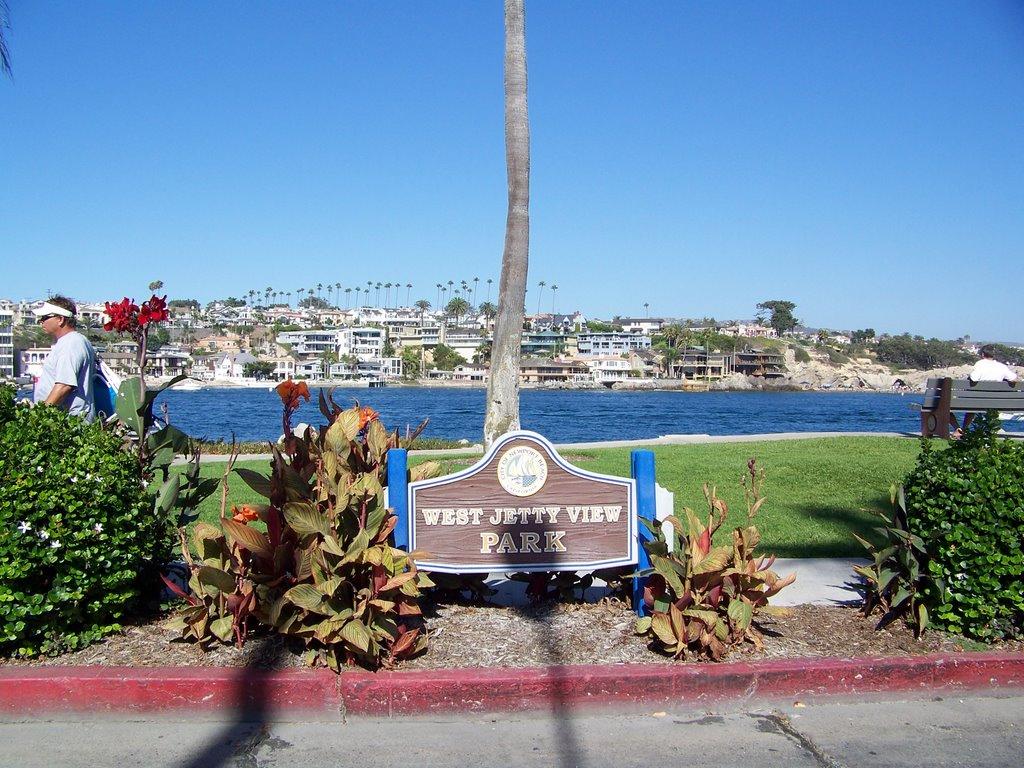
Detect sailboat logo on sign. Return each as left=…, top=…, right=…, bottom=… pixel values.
left=496, top=445, right=549, bottom=496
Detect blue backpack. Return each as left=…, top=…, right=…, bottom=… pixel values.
left=93, top=359, right=119, bottom=419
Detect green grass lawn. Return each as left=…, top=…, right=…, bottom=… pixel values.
left=177, top=437, right=925, bottom=559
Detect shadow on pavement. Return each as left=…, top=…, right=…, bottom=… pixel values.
left=175, top=636, right=285, bottom=768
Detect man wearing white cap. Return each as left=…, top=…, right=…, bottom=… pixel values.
left=32, top=295, right=97, bottom=422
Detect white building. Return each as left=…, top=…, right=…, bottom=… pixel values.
left=585, top=355, right=635, bottom=384
left=620, top=317, right=664, bottom=335
left=0, top=308, right=13, bottom=379
left=214, top=352, right=259, bottom=380
left=17, top=347, right=51, bottom=381
left=576, top=332, right=652, bottom=357
left=277, top=327, right=386, bottom=363
left=722, top=323, right=778, bottom=339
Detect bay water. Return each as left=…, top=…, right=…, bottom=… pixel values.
left=158, top=387, right=939, bottom=444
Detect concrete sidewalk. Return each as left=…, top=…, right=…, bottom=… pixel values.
left=483, top=557, right=863, bottom=608
left=181, top=431, right=914, bottom=464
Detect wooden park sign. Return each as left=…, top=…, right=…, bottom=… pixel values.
left=387, top=431, right=657, bottom=584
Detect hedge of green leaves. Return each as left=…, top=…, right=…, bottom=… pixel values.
left=0, top=385, right=172, bottom=656
left=904, top=413, right=1024, bottom=641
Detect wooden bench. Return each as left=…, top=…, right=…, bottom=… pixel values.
left=921, top=377, right=1023, bottom=438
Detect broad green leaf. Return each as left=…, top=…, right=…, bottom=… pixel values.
left=727, top=599, right=753, bottom=631
left=342, top=529, right=371, bottom=564
left=154, top=475, right=181, bottom=515
left=285, top=584, right=326, bottom=611
left=221, top=518, right=273, bottom=558
left=693, top=546, right=732, bottom=575
left=650, top=613, right=678, bottom=646
left=284, top=502, right=330, bottom=537
left=210, top=616, right=233, bottom=642
left=197, top=566, right=236, bottom=595
left=234, top=468, right=273, bottom=499
left=652, top=556, right=685, bottom=597
left=341, top=618, right=371, bottom=652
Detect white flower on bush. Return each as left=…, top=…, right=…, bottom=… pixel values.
left=70, top=476, right=78, bottom=483
left=18, top=521, right=31, bottom=534
left=50, top=540, right=60, bottom=549
left=38, top=530, right=50, bottom=541
left=93, top=523, right=103, bottom=534
left=36, top=466, right=43, bottom=473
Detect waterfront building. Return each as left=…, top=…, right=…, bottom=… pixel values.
left=519, top=358, right=591, bottom=385
left=277, top=327, right=385, bottom=363
left=672, top=347, right=730, bottom=380
left=0, top=307, right=13, bottom=379
left=585, top=355, right=635, bottom=385
left=214, top=351, right=259, bottom=380
left=727, top=349, right=786, bottom=378
left=576, top=331, right=652, bottom=356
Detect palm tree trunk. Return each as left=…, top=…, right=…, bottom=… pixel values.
left=484, top=0, right=530, bottom=448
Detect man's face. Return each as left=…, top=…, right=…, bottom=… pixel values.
left=37, top=313, right=66, bottom=338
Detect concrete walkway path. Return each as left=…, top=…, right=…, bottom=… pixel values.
left=483, top=557, right=863, bottom=608
left=183, top=431, right=913, bottom=464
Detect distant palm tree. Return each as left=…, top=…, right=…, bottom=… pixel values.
left=435, top=283, right=443, bottom=306
left=384, top=282, right=392, bottom=307
left=644, top=302, right=650, bottom=317
left=536, top=281, right=546, bottom=314
left=478, top=301, right=498, bottom=331
left=486, top=278, right=493, bottom=303
left=472, top=277, right=480, bottom=306
left=334, top=282, right=342, bottom=307
left=264, top=287, right=272, bottom=307
left=447, top=280, right=454, bottom=299
left=415, top=299, right=431, bottom=326
left=344, top=287, right=352, bottom=309
left=550, top=284, right=558, bottom=314
left=286, top=291, right=292, bottom=306
left=297, top=288, right=305, bottom=306
left=445, top=297, right=470, bottom=328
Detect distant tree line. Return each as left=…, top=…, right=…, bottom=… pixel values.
left=874, top=334, right=974, bottom=370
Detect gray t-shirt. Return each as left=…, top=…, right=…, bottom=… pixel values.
left=34, top=331, right=97, bottom=422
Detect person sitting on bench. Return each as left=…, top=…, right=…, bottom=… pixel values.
left=952, top=345, right=1019, bottom=437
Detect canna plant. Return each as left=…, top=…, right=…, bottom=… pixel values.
left=634, top=459, right=795, bottom=660
left=853, top=484, right=931, bottom=637
left=201, top=382, right=440, bottom=670
left=163, top=514, right=260, bottom=647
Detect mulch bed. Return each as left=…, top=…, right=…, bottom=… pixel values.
left=2, top=600, right=1020, bottom=671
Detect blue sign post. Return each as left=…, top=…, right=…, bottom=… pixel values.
left=387, top=447, right=409, bottom=550
left=630, top=449, right=656, bottom=617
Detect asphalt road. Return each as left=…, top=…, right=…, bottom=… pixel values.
left=2, top=692, right=1021, bottom=768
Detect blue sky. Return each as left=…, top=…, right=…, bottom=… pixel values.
left=2, top=2, right=1022, bottom=340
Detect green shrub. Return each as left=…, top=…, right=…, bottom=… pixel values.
left=0, top=401, right=171, bottom=656
left=793, top=347, right=811, bottom=363
left=903, top=414, right=1024, bottom=641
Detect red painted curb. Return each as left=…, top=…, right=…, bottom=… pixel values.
left=1, top=653, right=1021, bottom=716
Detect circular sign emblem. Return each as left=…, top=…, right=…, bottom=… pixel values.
left=496, top=445, right=549, bottom=497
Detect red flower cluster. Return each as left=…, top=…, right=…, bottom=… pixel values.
left=103, top=294, right=170, bottom=334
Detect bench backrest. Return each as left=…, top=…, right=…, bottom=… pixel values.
left=923, top=378, right=1024, bottom=412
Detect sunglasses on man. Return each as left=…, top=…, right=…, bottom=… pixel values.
left=37, top=314, right=62, bottom=324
